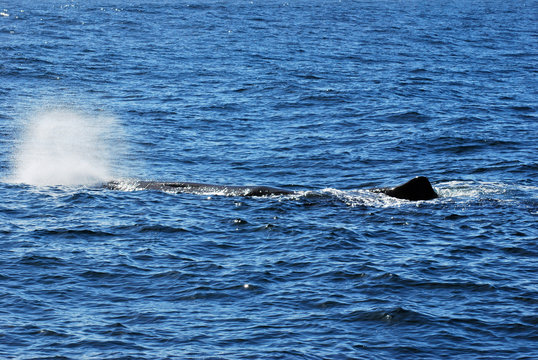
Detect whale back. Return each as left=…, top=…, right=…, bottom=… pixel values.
left=105, top=180, right=293, bottom=196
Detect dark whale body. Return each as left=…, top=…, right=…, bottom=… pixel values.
left=105, top=176, right=438, bottom=201
left=374, top=176, right=438, bottom=201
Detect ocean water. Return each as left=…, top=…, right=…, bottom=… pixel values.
left=1, top=1, right=537, bottom=359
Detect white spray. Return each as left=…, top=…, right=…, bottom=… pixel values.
left=11, top=108, right=123, bottom=186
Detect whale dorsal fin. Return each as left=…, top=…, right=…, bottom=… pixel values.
left=380, top=176, right=438, bottom=201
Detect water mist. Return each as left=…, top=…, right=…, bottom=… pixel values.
left=11, top=108, right=124, bottom=186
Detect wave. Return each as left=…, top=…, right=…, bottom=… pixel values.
left=435, top=180, right=537, bottom=200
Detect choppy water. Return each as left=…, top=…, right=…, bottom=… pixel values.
left=1, top=1, right=537, bottom=359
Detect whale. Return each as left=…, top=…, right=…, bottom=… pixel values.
left=105, top=176, right=438, bottom=201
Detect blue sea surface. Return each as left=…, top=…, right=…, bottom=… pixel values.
left=1, top=1, right=537, bottom=359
